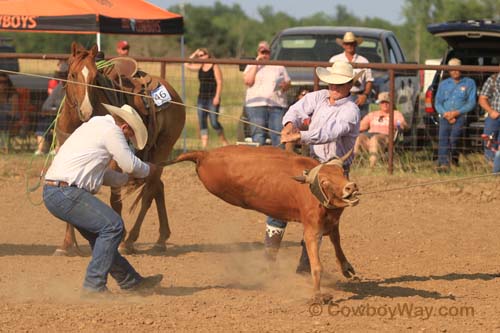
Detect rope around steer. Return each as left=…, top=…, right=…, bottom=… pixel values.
left=358, top=172, right=500, bottom=196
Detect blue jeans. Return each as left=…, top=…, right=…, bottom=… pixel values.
left=483, top=116, right=500, bottom=162
left=493, top=151, right=500, bottom=173
left=43, top=185, right=142, bottom=292
left=437, top=115, right=466, bottom=166
left=197, top=97, right=224, bottom=136
left=245, top=106, right=285, bottom=147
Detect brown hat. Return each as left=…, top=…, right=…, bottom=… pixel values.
left=336, top=32, right=364, bottom=46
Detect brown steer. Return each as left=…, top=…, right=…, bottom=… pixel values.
left=173, top=145, right=359, bottom=302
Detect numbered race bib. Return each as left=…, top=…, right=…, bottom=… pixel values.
left=151, top=84, right=172, bottom=107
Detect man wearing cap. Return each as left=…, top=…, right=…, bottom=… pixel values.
left=116, top=40, right=130, bottom=56
left=329, top=32, right=373, bottom=118
left=434, top=58, right=476, bottom=172
left=243, top=40, right=291, bottom=146
left=263, top=61, right=361, bottom=273
left=43, top=104, right=162, bottom=296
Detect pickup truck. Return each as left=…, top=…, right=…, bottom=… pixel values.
left=268, top=26, right=421, bottom=145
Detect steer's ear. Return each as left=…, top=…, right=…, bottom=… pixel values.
left=292, top=175, right=307, bottom=183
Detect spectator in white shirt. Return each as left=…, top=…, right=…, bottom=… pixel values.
left=243, top=41, right=291, bottom=146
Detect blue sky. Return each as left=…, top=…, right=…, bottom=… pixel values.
left=150, top=0, right=406, bottom=24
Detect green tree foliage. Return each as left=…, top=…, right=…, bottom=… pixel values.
left=1, top=0, right=498, bottom=63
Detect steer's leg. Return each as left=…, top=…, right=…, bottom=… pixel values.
left=304, top=228, right=331, bottom=304
left=329, top=215, right=355, bottom=278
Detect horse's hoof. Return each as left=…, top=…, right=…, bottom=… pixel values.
left=53, top=248, right=69, bottom=257
left=341, top=261, right=356, bottom=278
left=152, top=243, right=167, bottom=252
left=311, top=293, right=333, bottom=305
left=118, top=244, right=136, bottom=255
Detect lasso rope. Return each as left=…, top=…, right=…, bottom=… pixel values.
left=359, top=172, right=499, bottom=196
left=0, top=68, right=281, bottom=135
left=3, top=68, right=498, bottom=200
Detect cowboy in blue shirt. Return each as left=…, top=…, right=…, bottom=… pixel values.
left=434, top=58, right=476, bottom=171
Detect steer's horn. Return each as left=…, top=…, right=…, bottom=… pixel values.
left=292, top=168, right=316, bottom=184
left=292, top=175, right=307, bottom=183
left=339, top=149, right=353, bottom=163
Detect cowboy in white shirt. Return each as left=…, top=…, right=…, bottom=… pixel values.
left=43, top=104, right=163, bottom=297
left=329, top=32, right=374, bottom=117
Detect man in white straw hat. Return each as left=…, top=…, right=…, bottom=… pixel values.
left=43, top=104, right=163, bottom=297
left=329, top=31, right=373, bottom=118
left=262, top=61, right=362, bottom=274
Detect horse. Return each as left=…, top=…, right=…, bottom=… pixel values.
left=54, top=42, right=186, bottom=255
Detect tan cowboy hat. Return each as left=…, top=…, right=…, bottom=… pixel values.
left=102, top=103, right=148, bottom=150
left=336, top=32, right=364, bottom=46
left=316, top=61, right=364, bottom=85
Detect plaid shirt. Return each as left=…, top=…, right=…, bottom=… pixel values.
left=480, top=73, right=500, bottom=112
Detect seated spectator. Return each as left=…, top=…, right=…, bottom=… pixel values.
left=35, top=61, right=68, bottom=155
left=355, top=92, right=407, bottom=167
left=0, top=73, right=19, bottom=153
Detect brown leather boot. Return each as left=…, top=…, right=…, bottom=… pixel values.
left=264, top=225, right=285, bottom=261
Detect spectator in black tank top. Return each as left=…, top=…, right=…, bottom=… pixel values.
left=185, top=48, right=229, bottom=148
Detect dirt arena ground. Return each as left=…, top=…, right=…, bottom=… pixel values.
left=1, top=157, right=500, bottom=332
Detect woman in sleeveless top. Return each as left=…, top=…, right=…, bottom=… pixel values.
left=185, top=48, right=228, bottom=148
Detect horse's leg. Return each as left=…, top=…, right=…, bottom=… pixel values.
left=153, top=172, right=170, bottom=250
left=123, top=180, right=158, bottom=252
left=54, top=224, right=83, bottom=256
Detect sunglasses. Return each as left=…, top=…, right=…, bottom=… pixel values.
left=259, top=50, right=270, bottom=55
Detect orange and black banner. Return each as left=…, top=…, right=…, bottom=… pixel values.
left=0, top=14, right=183, bottom=35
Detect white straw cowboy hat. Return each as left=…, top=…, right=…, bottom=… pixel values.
left=316, top=61, right=364, bottom=85
left=336, top=32, right=364, bottom=46
left=102, top=103, right=148, bottom=150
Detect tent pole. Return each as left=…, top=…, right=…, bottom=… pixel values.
left=96, top=32, right=101, bottom=50
left=180, top=34, right=187, bottom=152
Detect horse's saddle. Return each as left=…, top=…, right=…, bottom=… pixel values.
left=97, top=58, right=172, bottom=152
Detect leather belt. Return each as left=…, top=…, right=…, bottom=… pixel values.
left=45, top=180, right=71, bottom=187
